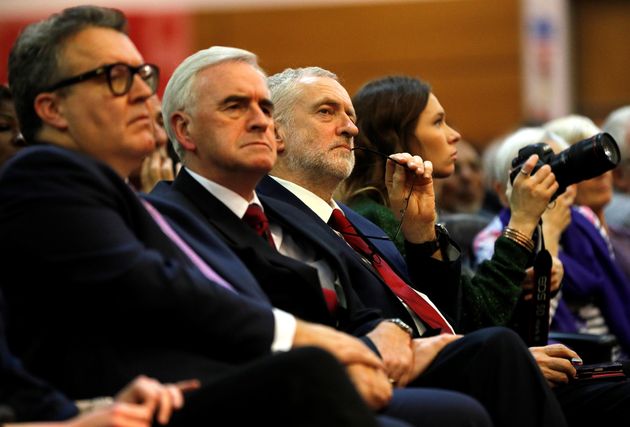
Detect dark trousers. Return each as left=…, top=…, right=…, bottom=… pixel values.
left=167, top=345, right=493, bottom=427
left=554, top=376, right=630, bottom=427
left=411, top=327, right=567, bottom=427
left=383, top=388, right=492, bottom=427
left=168, top=347, right=379, bottom=427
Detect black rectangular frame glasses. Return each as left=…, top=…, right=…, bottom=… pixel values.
left=42, top=62, right=160, bottom=96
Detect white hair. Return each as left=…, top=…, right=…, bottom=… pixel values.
left=161, top=46, right=263, bottom=160
left=493, top=127, right=568, bottom=199
left=602, top=106, right=630, bottom=162
left=267, top=67, right=338, bottom=127
left=543, top=114, right=601, bottom=146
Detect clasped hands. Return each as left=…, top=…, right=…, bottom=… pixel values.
left=368, top=321, right=462, bottom=388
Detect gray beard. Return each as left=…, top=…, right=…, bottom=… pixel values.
left=284, top=145, right=354, bottom=184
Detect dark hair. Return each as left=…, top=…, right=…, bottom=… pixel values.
left=340, top=75, right=431, bottom=205
left=8, top=5, right=128, bottom=143
left=0, top=85, right=12, bottom=104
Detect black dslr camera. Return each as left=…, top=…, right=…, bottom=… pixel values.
left=509, top=132, right=620, bottom=201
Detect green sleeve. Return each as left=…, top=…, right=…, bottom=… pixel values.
left=458, top=236, right=531, bottom=332
left=349, top=198, right=406, bottom=256
left=347, top=197, right=531, bottom=334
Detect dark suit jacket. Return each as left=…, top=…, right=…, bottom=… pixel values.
left=0, top=145, right=277, bottom=399
left=149, top=169, right=383, bottom=340
left=257, top=175, right=458, bottom=335
left=0, top=292, right=77, bottom=423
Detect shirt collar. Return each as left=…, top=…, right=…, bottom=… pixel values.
left=270, top=175, right=341, bottom=222
left=186, top=167, right=264, bottom=218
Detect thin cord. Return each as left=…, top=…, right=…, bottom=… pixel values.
left=393, top=174, right=416, bottom=241
left=351, top=147, right=405, bottom=165
left=351, top=146, right=416, bottom=241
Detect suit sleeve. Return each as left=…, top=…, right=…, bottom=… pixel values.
left=405, top=238, right=463, bottom=326
left=0, top=298, right=78, bottom=423
left=0, top=149, right=275, bottom=363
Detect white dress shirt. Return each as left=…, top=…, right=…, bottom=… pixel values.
left=268, top=175, right=461, bottom=335
left=187, top=168, right=345, bottom=350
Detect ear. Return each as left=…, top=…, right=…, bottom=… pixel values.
left=171, top=112, right=196, bottom=153
left=33, top=92, right=68, bottom=130
left=274, top=122, right=286, bottom=154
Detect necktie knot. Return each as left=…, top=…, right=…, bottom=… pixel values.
left=244, top=204, right=268, bottom=231
left=329, top=208, right=372, bottom=259
left=329, top=208, right=352, bottom=233
left=243, top=204, right=276, bottom=248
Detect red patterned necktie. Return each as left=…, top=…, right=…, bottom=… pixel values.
left=328, top=208, right=454, bottom=334
left=243, top=204, right=276, bottom=249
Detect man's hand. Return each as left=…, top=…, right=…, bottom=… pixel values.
left=408, top=334, right=462, bottom=382
left=66, top=403, right=156, bottom=427
left=385, top=153, right=437, bottom=244
left=115, top=375, right=200, bottom=425
left=139, top=147, right=180, bottom=193
left=293, top=320, right=384, bottom=370
left=529, top=344, right=579, bottom=387
left=7, top=377, right=202, bottom=427
left=367, top=321, right=414, bottom=385
left=345, top=364, right=393, bottom=410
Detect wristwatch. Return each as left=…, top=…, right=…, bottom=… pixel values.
left=385, top=318, right=414, bottom=337
left=415, top=223, right=449, bottom=257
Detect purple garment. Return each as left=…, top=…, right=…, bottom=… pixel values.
left=609, top=225, right=630, bottom=283
left=498, top=207, right=630, bottom=355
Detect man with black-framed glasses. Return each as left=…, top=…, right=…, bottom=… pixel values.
left=41, top=62, right=159, bottom=97
left=0, top=6, right=401, bottom=427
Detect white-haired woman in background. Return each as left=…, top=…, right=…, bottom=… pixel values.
left=474, top=123, right=630, bottom=360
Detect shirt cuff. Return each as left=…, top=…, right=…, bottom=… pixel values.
left=271, top=308, right=296, bottom=352
left=75, top=397, right=114, bottom=415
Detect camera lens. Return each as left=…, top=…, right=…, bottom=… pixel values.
left=551, top=132, right=620, bottom=195
left=599, top=133, right=620, bottom=164
left=509, top=132, right=620, bottom=201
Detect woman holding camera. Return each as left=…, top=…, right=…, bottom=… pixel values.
left=475, top=122, right=630, bottom=359
left=339, top=75, right=563, bottom=333
left=340, top=75, right=630, bottom=427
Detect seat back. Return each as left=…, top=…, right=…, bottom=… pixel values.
left=439, top=212, right=492, bottom=273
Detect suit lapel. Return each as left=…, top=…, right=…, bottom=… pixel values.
left=339, top=202, right=412, bottom=281
left=173, top=170, right=278, bottom=253
left=173, top=171, right=333, bottom=316
left=261, top=195, right=350, bottom=274
left=258, top=175, right=319, bottom=220
left=147, top=177, right=267, bottom=299
left=259, top=177, right=425, bottom=302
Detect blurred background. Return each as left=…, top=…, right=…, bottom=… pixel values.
left=1, top=0, right=628, bottom=151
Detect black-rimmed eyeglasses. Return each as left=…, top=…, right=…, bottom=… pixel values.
left=43, top=62, right=160, bottom=96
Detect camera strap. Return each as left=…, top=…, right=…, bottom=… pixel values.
left=524, top=220, right=553, bottom=347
